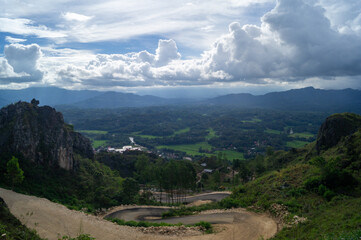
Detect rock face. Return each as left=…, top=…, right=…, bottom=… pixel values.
left=316, top=113, right=361, bottom=153
left=0, top=101, right=93, bottom=170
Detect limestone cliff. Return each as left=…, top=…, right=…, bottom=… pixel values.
left=316, top=113, right=361, bottom=153
left=0, top=100, right=93, bottom=170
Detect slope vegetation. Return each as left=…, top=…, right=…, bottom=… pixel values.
left=226, top=113, right=361, bottom=239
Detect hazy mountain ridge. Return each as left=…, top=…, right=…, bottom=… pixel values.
left=1, top=86, right=361, bottom=112
left=0, top=87, right=102, bottom=107
left=208, top=87, right=361, bottom=112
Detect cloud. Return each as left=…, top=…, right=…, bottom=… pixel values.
left=0, top=58, right=28, bottom=82
left=5, top=36, right=27, bottom=44
left=62, top=12, right=93, bottom=22
left=0, top=0, right=273, bottom=49
left=2, top=44, right=43, bottom=82
left=2, top=0, right=361, bottom=90
left=262, top=0, right=361, bottom=77
left=47, top=0, right=361, bottom=88
left=155, top=39, right=181, bottom=66
left=197, top=0, right=361, bottom=82
left=0, top=18, right=66, bottom=38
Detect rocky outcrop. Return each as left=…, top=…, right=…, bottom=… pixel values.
left=316, top=113, right=361, bottom=153
left=0, top=100, right=93, bottom=170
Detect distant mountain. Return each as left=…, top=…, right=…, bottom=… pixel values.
left=0, top=87, right=188, bottom=109
left=208, top=87, right=361, bottom=113
left=72, top=91, right=175, bottom=108
left=1, top=86, right=361, bottom=112
left=0, top=87, right=102, bottom=107
left=0, top=97, right=10, bottom=108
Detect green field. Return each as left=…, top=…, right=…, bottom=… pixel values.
left=215, top=150, right=244, bottom=160
left=133, top=132, right=160, bottom=139
left=242, top=117, right=262, bottom=123
left=92, top=140, right=107, bottom=148
left=265, top=129, right=282, bottom=134
left=78, top=130, right=108, bottom=134
left=205, top=128, right=218, bottom=140
left=290, top=132, right=315, bottom=139
left=286, top=140, right=309, bottom=148
left=132, top=127, right=191, bottom=139
left=157, top=142, right=243, bottom=160
left=173, top=127, right=190, bottom=135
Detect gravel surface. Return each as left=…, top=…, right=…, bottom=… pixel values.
left=0, top=188, right=277, bottom=240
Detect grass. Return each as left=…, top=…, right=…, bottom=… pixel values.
left=78, top=130, right=108, bottom=134
left=286, top=140, right=309, bottom=148
left=157, top=142, right=243, bottom=160
left=158, top=142, right=213, bottom=156
left=265, top=129, right=282, bottom=135
left=173, top=127, right=190, bottom=135
left=107, top=218, right=213, bottom=233
left=135, top=134, right=160, bottom=139
left=92, top=140, right=107, bottom=148
left=324, top=230, right=361, bottom=240
left=205, top=128, right=218, bottom=140
left=131, top=128, right=190, bottom=139
left=290, top=132, right=315, bottom=139
left=242, top=117, right=262, bottom=123
left=215, top=150, right=244, bottom=160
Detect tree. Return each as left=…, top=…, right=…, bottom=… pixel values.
left=31, top=98, right=40, bottom=106
left=121, top=178, right=139, bottom=204
left=6, top=156, right=24, bottom=189
left=232, top=159, right=241, bottom=185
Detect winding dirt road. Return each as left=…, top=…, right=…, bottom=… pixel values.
left=0, top=188, right=278, bottom=240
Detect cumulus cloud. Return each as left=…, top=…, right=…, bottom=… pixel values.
left=0, top=44, right=43, bottom=83
left=49, top=0, right=361, bottom=88
left=154, top=39, right=181, bottom=66
left=262, top=0, right=361, bottom=77
left=0, top=58, right=28, bottom=82
left=2, top=0, right=361, bottom=89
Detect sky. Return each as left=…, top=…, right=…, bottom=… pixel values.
left=0, top=0, right=361, bottom=97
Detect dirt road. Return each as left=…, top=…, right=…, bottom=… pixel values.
left=152, top=192, right=231, bottom=203
left=0, top=188, right=277, bottom=240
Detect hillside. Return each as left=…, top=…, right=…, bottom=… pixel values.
left=225, top=113, right=361, bottom=239
left=0, top=100, right=93, bottom=170
left=0, top=101, right=360, bottom=239
left=0, top=100, right=139, bottom=214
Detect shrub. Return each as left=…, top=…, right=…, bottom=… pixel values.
left=304, top=176, right=322, bottom=190
left=318, top=184, right=327, bottom=196
left=59, top=234, right=95, bottom=240
left=324, top=229, right=361, bottom=240
left=219, top=198, right=241, bottom=208
left=107, top=217, right=212, bottom=233
left=323, top=190, right=336, bottom=201
left=194, top=221, right=213, bottom=233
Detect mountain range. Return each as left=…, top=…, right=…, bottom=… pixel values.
left=1, top=86, right=361, bottom=113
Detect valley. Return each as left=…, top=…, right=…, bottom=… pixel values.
left=1, top=0, right=361, bottom=239
left=0, top=100, right=360, bottom=240
left=61, top=106, right=327, bottom=161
